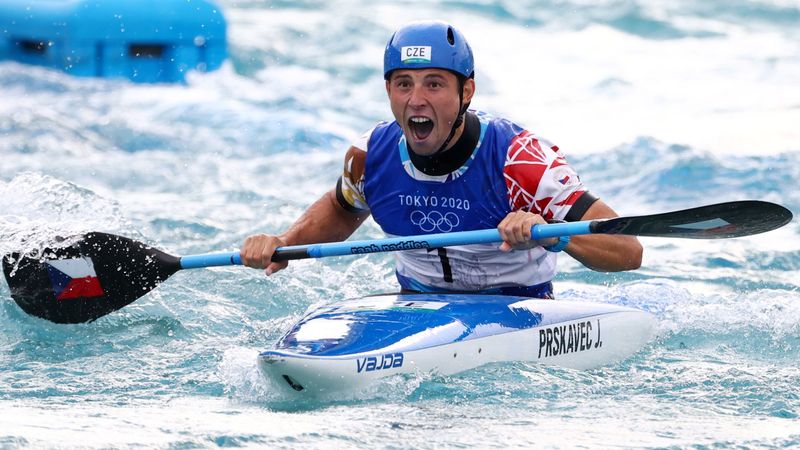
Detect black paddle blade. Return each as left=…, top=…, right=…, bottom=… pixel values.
left=2, top=232, right=181, bottom=323
left=592, top=201, right=793, bottom=239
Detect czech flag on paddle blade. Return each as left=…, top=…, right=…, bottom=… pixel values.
left=45, top=257, right=105, bottom=301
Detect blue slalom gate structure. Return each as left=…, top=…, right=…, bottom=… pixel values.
left=0, top=0, right=227, bottom=83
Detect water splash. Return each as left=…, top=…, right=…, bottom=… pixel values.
left=0, top=172, right=131, bottom=257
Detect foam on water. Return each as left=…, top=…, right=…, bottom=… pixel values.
left=1, top=0, right=799, bottom=447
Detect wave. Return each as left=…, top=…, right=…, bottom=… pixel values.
left=573, top=137, right=800, bottom=213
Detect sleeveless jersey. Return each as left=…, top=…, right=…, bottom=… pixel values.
left=338, top=110, right=590, bottom=297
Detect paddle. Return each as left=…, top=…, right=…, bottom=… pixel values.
left=2, top=200, right=792, bottom=323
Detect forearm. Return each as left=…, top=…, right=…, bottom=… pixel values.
left=280, top=189, right=369, bottom=246
left=564, top=200, right=643, bottom=272
left=565, top=234, right=642, bottom=272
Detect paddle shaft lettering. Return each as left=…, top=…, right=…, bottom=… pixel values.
left=350, top=241, right=430, bottom=254
left=538, top=320, right=602, bottom=358
left=356, top=352, right=404, bottom=373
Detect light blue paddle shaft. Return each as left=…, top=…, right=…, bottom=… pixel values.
left=178, top=221, right=592, bottom=269
left=180, top=252, right=242, bottom=269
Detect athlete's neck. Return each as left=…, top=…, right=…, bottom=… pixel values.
left=408, top=112, right=479, bottom=176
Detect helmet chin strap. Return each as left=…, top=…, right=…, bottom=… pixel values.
left=433, top=78, right=469, bottom=155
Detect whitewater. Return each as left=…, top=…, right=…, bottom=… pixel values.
left=1, top=1, right=799, bottom=448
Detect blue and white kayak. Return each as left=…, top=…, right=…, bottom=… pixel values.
left=258, top=294, right=656, bottom=394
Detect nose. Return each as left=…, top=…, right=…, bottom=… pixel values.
left=408, top=84, right=426, bottom=108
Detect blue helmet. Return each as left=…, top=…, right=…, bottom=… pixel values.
left=383, top=21, right=474, bottom=80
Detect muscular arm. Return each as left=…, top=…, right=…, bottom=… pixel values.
left=564, top=199, right=642, bottom=272
left=280, top=189, right=369, bottom=246
left=497, top=198, right=641, bottom=272
left=241, top=189, right=369, bottom=274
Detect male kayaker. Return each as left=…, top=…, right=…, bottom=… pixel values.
left=241, top=20, right=642, bottom=298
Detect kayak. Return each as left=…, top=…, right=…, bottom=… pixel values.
left=258, top=294, right=656, bottom=394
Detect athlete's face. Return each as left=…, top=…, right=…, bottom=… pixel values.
left=386, top=69, right=475, bottom=156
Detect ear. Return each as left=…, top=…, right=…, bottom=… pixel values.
left=462, top=78, right=475, bottom=103
left=385, top=79, right=391, bottom=97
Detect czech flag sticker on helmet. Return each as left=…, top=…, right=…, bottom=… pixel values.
left=45, top=257, right=105, bottom=301
left=401, top=46, right=432, bottom=63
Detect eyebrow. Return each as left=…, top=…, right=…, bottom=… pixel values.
left=391, top=73, right=448, bottom=82
left=423, top=74, right=447, bottom=82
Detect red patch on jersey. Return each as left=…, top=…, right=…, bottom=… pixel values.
left=504, top=131, right=553, bottom=214
left=555, top=190, right=586, bottom=209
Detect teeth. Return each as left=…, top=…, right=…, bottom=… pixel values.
left=410, top=117, right=431, bottom=123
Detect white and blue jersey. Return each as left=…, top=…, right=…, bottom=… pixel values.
left=337, top=110, right=595, bottom=298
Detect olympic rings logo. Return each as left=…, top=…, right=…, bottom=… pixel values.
left=410, top=210, right=460, bottom=233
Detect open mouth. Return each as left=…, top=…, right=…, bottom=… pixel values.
left=408, top=116, right=434, bottom=141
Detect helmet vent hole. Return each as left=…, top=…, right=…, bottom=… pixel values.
left=447, top=27, right=455, bottom=45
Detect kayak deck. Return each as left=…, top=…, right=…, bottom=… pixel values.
left=258, top=294, right=656, bottom=394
